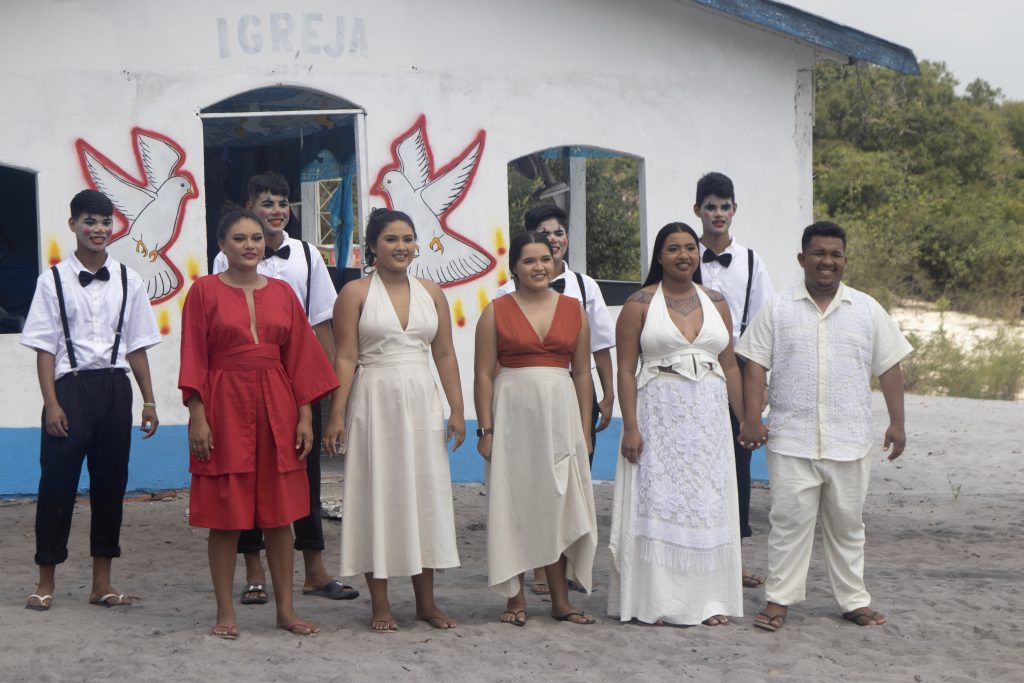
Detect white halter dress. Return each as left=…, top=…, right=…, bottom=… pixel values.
left=608, top=284, right=742, bottom=625
left=339, top=272, right=460, bottom=578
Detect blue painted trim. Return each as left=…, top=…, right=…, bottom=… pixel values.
left=0, top=426, right=191, bottom=496
left=1, top=420, right=767, bottom=495
left=690, top=0, right=920, bottom=75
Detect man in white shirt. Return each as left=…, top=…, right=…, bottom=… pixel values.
left=495, top=204, right=615, bottom=595
left=21, top=190, right=161, bottom=611
left=212, top=173, right=358, bottom=604
left=736, top=221, right=912, bottom=631
left=693, top=172, right=773, bottom=588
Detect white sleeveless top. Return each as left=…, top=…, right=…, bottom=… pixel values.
left=357, top=272, right=438, bottom=368
left=636, top=284, right=729, bottom=389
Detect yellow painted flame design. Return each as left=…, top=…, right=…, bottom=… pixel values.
left=157, top=307, right=171, bottom=336
left=494, top=228, right=506, bottom=256
left=47, top=239, right=62, bottom=266
left=186, top=256, right=200, bottom=281
left=497, top=266, right=509, bottom=287
left=452, top=298, right=466, bottom=328
left=477, top=287, right=489, bottom=313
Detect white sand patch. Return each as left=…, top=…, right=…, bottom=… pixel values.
left=892, top=300, right=1024, bottom=350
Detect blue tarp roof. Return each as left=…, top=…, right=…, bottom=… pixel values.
left=690, top=0, right=920, bottom=75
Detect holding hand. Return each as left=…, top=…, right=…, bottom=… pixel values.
left=738, top=420, right=768, bottom=450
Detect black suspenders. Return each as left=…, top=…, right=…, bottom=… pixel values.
left=302, top=241, right=312, bottom=316
left=51, top=266, right=77, bottom=371
left=739, top=249, right=755, bottom=335
left=574, top=271, right=587, bottom=312
left=110, top=264, right=129, bottom=364
left=51, top=263, right=129, bottom=374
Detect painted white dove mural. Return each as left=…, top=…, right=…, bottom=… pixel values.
left=77, top=128, right=196, bottom=303
left=374, top=116, right=494, bottom=286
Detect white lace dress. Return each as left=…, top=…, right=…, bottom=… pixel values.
left=607, top=284, right=743, bottom=625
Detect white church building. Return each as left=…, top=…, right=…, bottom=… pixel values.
left=0, top=0, right=918, bottom=493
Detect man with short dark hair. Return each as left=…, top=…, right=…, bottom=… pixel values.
left=21, top=189, right=161, bottom=611
left=693, top=171, right=774, bottom=588
left=737, top=221, right=912, bottom=631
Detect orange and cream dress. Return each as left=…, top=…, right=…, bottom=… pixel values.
left=485, top=294, right=598, bottom=598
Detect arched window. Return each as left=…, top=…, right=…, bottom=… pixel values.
left=508, top=146, right=644, bottom=304
left=199, top=86, right=368, bottom=285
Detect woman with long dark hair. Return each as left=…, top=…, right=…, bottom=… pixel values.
left=608, top=222, right=746, bottom=626
left=324, top=208, right=465, bottom=633
left=474, top=231, right=598, bottom=627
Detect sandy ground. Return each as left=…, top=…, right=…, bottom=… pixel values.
left=1, top=393, right=1022, bottom=682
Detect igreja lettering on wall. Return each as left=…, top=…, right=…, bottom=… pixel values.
left=216, top=13, right=368, bottom=58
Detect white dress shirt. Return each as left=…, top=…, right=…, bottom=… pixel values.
left=212, top=234, right=336, bottom=326
left=735, top=281, right=913, bottom=462
left=495, top=265, right=615, bottom=354
left=21, top=253, right=161, bottom=380
left=698, top=240, right=773, bottom=345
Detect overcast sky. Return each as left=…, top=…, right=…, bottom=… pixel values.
left=781, top=0, right=1023, bottom=101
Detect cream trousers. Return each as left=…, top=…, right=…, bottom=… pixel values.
left=765, top=451, right=872, bottom=612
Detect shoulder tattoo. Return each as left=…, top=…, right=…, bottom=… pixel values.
left=702, top=287, right=725, bottom=303
left=626, top=290, right=654, bottom=305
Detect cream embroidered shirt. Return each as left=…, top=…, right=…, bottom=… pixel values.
left=734, top=281, right=912, bottom=461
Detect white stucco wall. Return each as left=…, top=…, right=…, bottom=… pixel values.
left=0, top=0, right=816, bottom=428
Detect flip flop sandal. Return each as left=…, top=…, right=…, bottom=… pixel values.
left=753, top=611, right=786, bottom=631
left=369, top=618, right=399, bottom=633
left=90, top=593, right=133, bottom=608
left=843, top=609, right=884, bottom=626
left=302, top=580, right=359, bottom=600
left=552, top=611, right=595, bottom=625
left=25, top=594, right=53, bottom=611
left=280, top=620, right=319, bottom=636
left=240, top=583, right=269, bottom=605
left=212, top=623, right=239, bottom=640
left=501, top=610, right=527, bottom=627
left=742, top=574, right=765, bottom=588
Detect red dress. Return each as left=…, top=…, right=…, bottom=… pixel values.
left=178, top=275, right=338, bottom=529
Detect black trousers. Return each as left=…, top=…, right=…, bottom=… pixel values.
left=588, top=389, right=599, bottom=468
left=35, top=369, right=132, bottom=565
left=237, top=401, right=325, bottom=554
left=729, top=406, right=753, bottom=539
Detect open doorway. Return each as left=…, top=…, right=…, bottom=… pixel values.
left=199, top=86, right=367, bottom=287
left=508, top=146, right=643, bottom=304
left=0, top=164, right=39, bottom=333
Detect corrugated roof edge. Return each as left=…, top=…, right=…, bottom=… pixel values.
left=689, top=0, right=921, bottom=75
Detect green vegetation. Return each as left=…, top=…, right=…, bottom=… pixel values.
left=813, top=61, right=1024, bottom=317
left=900, top=326, right=1024, bottom=401
left=507, top=153, right=641, bottom=282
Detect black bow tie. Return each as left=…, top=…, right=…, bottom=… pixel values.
left=549, top=279, right=566, bottom=294
left=702, top=250, right=733, bottom=267
left=265, top=244, right=291, bottom=260
left=78, top=266, right=110, bottom=287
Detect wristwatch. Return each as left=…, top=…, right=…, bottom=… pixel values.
left=476, top=427, right=494, bottom=437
